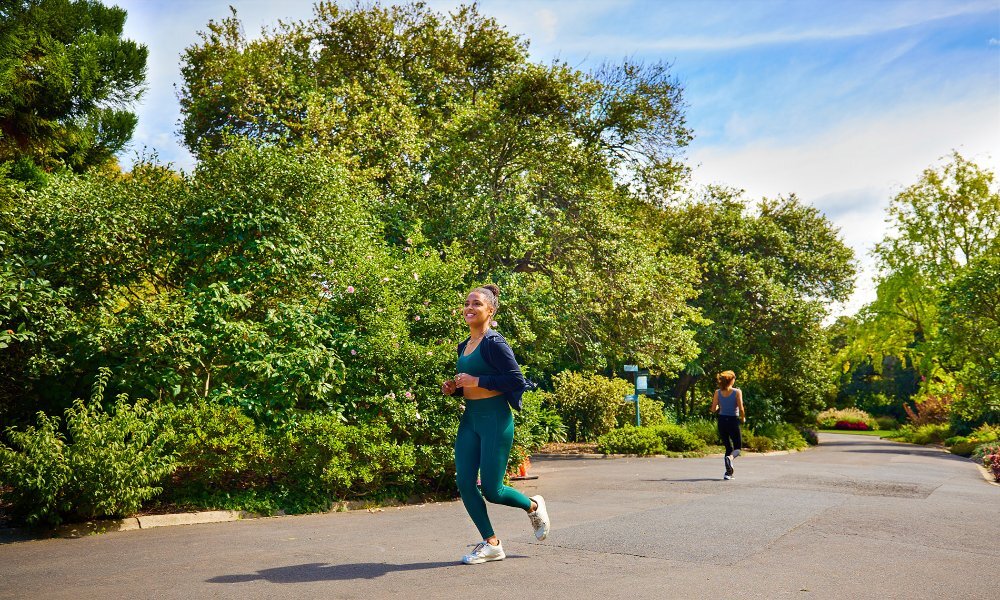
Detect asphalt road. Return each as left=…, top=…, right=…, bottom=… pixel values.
left=1, top=433, right=996, bottom=600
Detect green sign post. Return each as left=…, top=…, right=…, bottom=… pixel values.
left=623, top=365, right=655, bottom=426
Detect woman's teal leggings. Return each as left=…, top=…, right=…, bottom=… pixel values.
left=454, top=395, right=532, bottom=539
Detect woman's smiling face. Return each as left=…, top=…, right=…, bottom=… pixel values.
left=463, top=291, right=493, bottom=327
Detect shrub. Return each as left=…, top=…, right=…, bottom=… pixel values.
left=799, top=427, right=819, bottom=446
left=874, top=415, right=899, bottom=431
left=758, top=423, right=809, bottom=451
left=161, top=402, right=273, bottom=504
left=550, top=371, right=631, bottom=442
left=985, top=452, right=1000, bottom=483
left=650, top=424, right=704, bottom=452
left=616, top=396, right=667, bottom=429
left=277, top=414, right=416, bottom=512
left=817, top=407, right=877, bottom=430
left=835, top=420, right=869, bottom=431
left=904, top=393, right=952, bottom=426
left=972, top=442, right=1000, bottom=463
left=682, top=417, right=720, bottom=447
left=519, top=391, right=567, bottom=444
left=595, top=427, right=663, bottom=455
left=909, top=423, right=952, bottom=445
left=743, top=433, right=774, bottom=453
left=0, top=369, right=175, bottom=525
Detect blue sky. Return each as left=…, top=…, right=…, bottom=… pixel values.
left=114, top=0, right=1000, bottom=315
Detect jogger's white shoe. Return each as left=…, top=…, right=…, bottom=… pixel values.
left=528, top=495, right=550, bottom=541
left=462, top=540, right=505, bottom=565
left=725, top=455, right=734, bottom=476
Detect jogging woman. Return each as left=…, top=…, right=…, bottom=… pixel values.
left=441, top=284, right=550, bottom=564
left=710, top=370, right=745, bottom=480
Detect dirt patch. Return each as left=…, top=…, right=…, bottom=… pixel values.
left=538, top=442, right=599, bottom=455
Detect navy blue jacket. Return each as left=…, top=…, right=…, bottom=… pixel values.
left=454, top=329, right=530, bottom=411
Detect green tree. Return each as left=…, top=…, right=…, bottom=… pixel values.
left=177, top=2, right=700, bottom=376
left=844, top=153, right=999, bottom=379
left=658, top=187, right=855, bottom=423
left=0, top=0, right=147, bottom=173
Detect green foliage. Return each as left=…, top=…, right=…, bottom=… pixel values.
left=799, top=427, right=819, bottom=446
left=836, top=153, right=999, bottom=432
left=756, top=423, right=808, bottom=451
left=0, top=369, right=175, bottom=525
left=874, top=415, right=900, bottom=430
left=161, top=402, right=272, bottom=502
left=176, top=2, right=703, bottom=376
left=889, top=423, right=952, bottom=445
left=518, top=391, right=568, bottom=444
left=681, top=417, right=720, bottom=446
left=650, top=423, right=704, bottom=452
left=550, top=371, right=632, bottom=441
left=742, top=433, right=775, bottom=453
left=661, top=188, right=855, bottom=423
left=0, top=0, right=147, bottom=171
left=278, top=414, right=416, bottom=512
left=595, top=426, right=663, bottom=456
left=616, top=396, right=667, bottom=428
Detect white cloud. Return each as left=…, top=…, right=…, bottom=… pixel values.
left=689, top=94, right=1000, bottom=316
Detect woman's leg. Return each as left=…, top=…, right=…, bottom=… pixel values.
left=718, top=417, right=735, bottom=456
left=478, top=409, right=532, bottom=511
left=455, top=414, right=494, bottom=540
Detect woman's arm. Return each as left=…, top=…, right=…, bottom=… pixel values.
left=709, top=390, right=719, bottom=414
left=736, top=389, right=746, bottom=422
left=476, top=336, right=526, bottom=393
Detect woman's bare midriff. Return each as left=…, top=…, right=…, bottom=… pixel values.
left=462, top=386, right=504, bottom=400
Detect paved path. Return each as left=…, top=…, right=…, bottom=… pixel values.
left=1, top=433, right=996, bottom=599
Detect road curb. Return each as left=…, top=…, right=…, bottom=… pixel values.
left=974, top=462, right=1000, bottom=486
left=0, top=496, right=443, bottom=544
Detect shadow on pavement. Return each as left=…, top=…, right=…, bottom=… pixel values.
left=207, top=558, right=522, bottom=583
left=639, top=478, right=721, bottom=483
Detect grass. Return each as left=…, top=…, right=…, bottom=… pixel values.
left=817, top=429, right=885, bottom=437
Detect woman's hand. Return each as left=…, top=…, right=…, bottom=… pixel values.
left=441, top=379, right=457, bottom=395
left=454, top=373, right=480, bottom=388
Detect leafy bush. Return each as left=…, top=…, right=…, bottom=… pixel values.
left=984, top=451, right=1000, bottom=483
left=161, top=402, right=273, bottom=504
left=904, top=393, right=952, bottom=426
left=874, top=415, right=899, bottom=431
left=0, top=369, right=175, bottom=525
left=757, top=423, right=808, bottom=451
left=550, top=371, right=631, bottom=441
left=889, top=423, right=952, bottom=445
left=616, top=396, right=667, bottom=429
left=650, top=424, right=704, bottom=452
left=682, top=417, right=720, bottom=446
left=519, top=391, right=567, bottom=444
left=817, top=407, right=877, bottom=430
left=799, top=427, right=819, bottom=446
left=277, top=414, right=417, bottom=512
left=743, top=433, right=774, bottom=453
left=595, top=427, right=663, bottom=455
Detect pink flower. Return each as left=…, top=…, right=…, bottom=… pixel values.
left=414, top=315, right=421, bottom=321
left=405, top=391, right=414, bottom=400
left=350, top=349, right=357, bottom=356
left=426, top=351, right=432, bottom=356
left=347, top=286, right=355, bottom=293
left=491, top=320, right=498, bottom=328
left=406, top=237, right=413, bottom=244
left=382, top=277, right=390, bottom=282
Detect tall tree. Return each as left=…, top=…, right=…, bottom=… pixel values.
left=0, top=0, right=147, bottom=172
left=178, top=2, right=699, bottom=376
left=658, top=187, right=855, bottom=423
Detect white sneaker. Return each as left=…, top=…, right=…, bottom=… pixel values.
left=462, top=540, right=505, bottom=565
left=528, top=495, right=550, bottom=541
left=723, top=473, right=732, bottom=480
left=725, top=455, right=734, bottom=476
